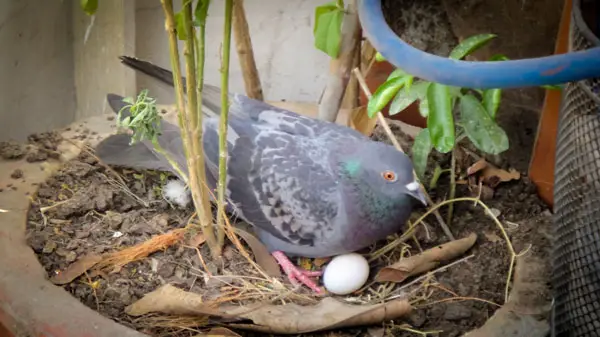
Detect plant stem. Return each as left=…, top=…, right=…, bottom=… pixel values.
left=183, top=1, right=220, bottom=257
left=160, top=0, right=219, bottom=258
left=446, top=148, right=456, bottom=225
left=217, top=0, right=234, bottom=249
left=151, top=139, right=188, bottom=183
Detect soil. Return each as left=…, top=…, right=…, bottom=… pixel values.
left=20, top=117, right=553, bottom=337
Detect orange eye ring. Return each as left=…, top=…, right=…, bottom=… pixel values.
left=382, top=170, right=397, bottom=182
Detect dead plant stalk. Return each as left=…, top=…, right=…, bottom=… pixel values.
left=160, top=0, right=220, bottom=258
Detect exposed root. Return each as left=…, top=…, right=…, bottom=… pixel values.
left=93, top=228, right=186, bottom=273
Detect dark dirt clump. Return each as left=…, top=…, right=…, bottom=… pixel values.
left=10, top=169, right=23, bottom=179
left=0, top=141, right=27, bottom=160
left=0, top=131, right=64, bottom=163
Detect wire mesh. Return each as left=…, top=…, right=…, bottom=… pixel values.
left=552, top=0, right=600, bottom=335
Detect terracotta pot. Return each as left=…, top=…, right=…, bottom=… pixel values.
left=0, top=117, right=146, bottom=337
left=358, top=60, right=427, bottom=129
left=528, top=0, right=573, bottom=208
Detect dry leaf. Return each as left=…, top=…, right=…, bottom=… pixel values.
left=201, top=327, right=242, bottom=337
left=232, top=227, right=281, bottom=277
left=467, top=159, right=488, bottom=175
left=126, top=284, right=412, bottom=334
left=350, top=106, right=378, bottom=136
left=50, top=253, right=103, bottom=285
left=226, top=297, right=411, bottom=334
left=314, top=257, right=331, bottom=267
left=375, top=233, right=477, bottom=283
left=125, top=284, right=228, bottom=317
left=481, top=166, right=521, bottom=187
left=188, top=233, right=206, bottom=247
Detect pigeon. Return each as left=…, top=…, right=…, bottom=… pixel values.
left=96, top=56, right=427, bottom=293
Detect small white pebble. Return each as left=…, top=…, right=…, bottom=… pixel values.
left=112, top=231, right=123, bottom=238
left=487, top=208, right=501, bottom=218
left=323, top=253, right=370, bottom=295
left=163, top=179, right=191, bottom=208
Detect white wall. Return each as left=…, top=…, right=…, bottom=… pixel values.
left=0, top=0, right=76, bottom=142
left=0, top=0, right=330, bottom=142
left=135, top=0, right=330, bottom=104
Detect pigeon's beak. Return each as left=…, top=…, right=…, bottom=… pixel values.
left=405, top=181, right=428, bottom=206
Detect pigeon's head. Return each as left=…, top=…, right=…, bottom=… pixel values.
left=336, top=141, right=427, bottom=218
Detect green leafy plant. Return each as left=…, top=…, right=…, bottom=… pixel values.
left=368, top=34, right=561, bottom=181
left=313, top=0, right=345, bottom=58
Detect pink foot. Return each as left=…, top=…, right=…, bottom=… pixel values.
left=271, top=251, right=323, bottom=293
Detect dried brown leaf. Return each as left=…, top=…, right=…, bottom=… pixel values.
left=226, top=297, right=412, bottom=334
left=188, top=233, right=206, bottom=247
left=375, top=233, right=477, bottom=283
left=467, top=159, right=488, bottom=175
left=232, top=227, right=281, bottom=277
left=126, top=284, right=412, bottom=334
left=201, top=327, right=242, bottom=337
left=350, top=106, right=378, bottom=136
left=50, top=253, right=102, bottom=285
left=481, top=166, right=521, bottom=187
left=125, top=284, right=228, bottom=318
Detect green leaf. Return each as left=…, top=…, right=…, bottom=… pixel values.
left=194, top=0, right=211, bottom=26
left=80, top=0, right=98, bottom=16
left=313, top=2, right=344, bottom=58
left=427, top=83, right=455, bottom=153
left=449, top=33, right=497, bottom=60
left=412, top=128, right=432, bottom=180
left=459, top=94, right=509, bottom=154
left=489, top=54, right=510, bottom=61
left=419, top=98, right=430, bottom=118
left=386, top=68, right=408, bottom=81
left=389, top=80, right=429, bottom=116
left=482, top=89, right=501, bottom=119
left=174, top=11, right=187, bottom=40
left=367, top=76, right=410, bottom=118
left=375, top=52, right=386, bottom=62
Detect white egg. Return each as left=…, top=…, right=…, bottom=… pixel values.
left=322, top=253, right=370, bottom=295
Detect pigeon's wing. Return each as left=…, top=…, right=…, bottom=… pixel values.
left=95, top=134, right=175, bottom=172
left=200, top=95, right=362, bottom=247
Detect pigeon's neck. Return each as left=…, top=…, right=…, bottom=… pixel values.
left=344, top=179, right=407, bottom=226
left=336, top=164, right=406, bottom=227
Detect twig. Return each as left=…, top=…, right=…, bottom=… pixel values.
left=396, top=196, right=520, bottom=302
left=446, top=148, right=456, bottom=225
left=317, top=0, right=361, bottom=122
left=352, top=67, right=455, bottom=241
left=232, top=0, right=263, bottom=100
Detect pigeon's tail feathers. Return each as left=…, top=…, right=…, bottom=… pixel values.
left=96, top=134, right=176, bottom=174
left=118, top=55, right=224, bottom=118
left=119, top=56, right=177, bottom=89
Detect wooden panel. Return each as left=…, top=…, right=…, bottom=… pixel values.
left=528, top=0, right=573, bottom=208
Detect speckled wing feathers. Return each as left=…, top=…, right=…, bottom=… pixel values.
left=205, top=95, right=363, bottom=247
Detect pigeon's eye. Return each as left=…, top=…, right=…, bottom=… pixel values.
left=381, top=170, right=397, bottom=182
